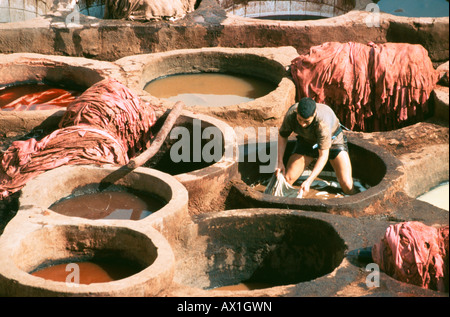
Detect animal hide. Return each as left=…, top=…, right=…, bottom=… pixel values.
left=291, top=42, right=439, bottom=132
left=104, top=0, right=197, bottom=20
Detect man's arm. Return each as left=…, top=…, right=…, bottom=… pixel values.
left=275, top=133, right=288, bottom=176
left=300, top=148, right=329, bottom=194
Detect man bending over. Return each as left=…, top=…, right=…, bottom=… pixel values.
left=276, top=97, right=357, bottom=195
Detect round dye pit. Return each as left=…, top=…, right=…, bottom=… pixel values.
left=219, top=0, right=356, bottom=20
left=30, top=257, right=144, bottom=285
left=145, top=110, right=239, bottom=214
left=253, top=170, right=369, bottom=200
left=229, top=134, right=405, bottom=216
left=0, top=217, right=175, bottom=296
left=0, top=53, right=125, bottom=138
left=48, top=186, right=167, bottom=221
left=144, top=72, right=276, bottom=107
left=174, top=210, right=347, bottom=290
left=115, top=47, right=298, bottom=127
left=18, top=165, right=189, bottom=243
left=0, top=81, right=83, bottom=111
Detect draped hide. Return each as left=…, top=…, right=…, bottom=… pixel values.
left=372, top=221, right=449, bottom=292
left=291, top=42, right=440, bottom=132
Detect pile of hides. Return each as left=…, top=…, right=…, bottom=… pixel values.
left=59, top=78, right=156, bottom=158
left=372, top=221, right=449, bottom=292
left=104, top=0, right=197, bottom=20
left=264, top=173, right=302, bottom=198
left=0, top=79, right=157, bottom=199
left=291, top=42, right=440, bottom=132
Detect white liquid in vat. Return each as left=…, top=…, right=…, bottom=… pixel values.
left=417, top=181, right=449, bottom=211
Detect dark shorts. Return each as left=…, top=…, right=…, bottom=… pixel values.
left=292, top=135, right=348, bottom=160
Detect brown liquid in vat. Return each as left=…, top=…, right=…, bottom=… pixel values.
left=144, top=73, right=276, bottom=107
left=49, top=190, right=166, bottom=220
left=31, top=258, right=144, bottom=284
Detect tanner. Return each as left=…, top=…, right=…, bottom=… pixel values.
left=276, top=97, right=357, bottom=196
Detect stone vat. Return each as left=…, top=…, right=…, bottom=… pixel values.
left=115, top=46, right=298, bottom=127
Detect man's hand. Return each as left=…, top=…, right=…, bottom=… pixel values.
left=276, top=134, right=288, bottom=177
left=300, top=179, right=311, bottom=195
left=275, top=163, right=285, bottom=176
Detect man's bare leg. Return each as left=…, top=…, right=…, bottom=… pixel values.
left=329, top=151, right=357, bottom=195
left=285, top=153, right=314, bottom=185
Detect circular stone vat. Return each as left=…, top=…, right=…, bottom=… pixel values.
left=0, top=219, right=174, bottom=296
left=0, top=81, right=84, bottom=111
left=144, top=72, right=277, bottom=107
left=48, top=185, right=167, bottom=221
left=218, top=0, right=356, bottom=20
left=174, top=209, right=346, bottom=290
left=115, top=47, right=298, bottom=127
left=229, top=133, right=405, bottom=216
left=145, top=110, right=239, bottom=214
left=0, top=53, right=125, bottom=138
left=18, top=165, right=189, bottom=242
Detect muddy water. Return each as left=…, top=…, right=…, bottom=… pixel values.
left=0, top=83, right=82, bottom=111
left=144, top=73, right=276, bottom=107
left=49, top=189, right=166, bottom=220
left=31, top=258, right=144, bottom=284
left=254, top=172, right=368, bottom=199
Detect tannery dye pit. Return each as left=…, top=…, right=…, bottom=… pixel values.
left=0, top=0, right=448, bottom=299
left=49, top=186, right=166, bottom=221
left=144, top=72, right=277, bottom=107
left=252, top=171, right=369, bottom=200
left=173, top=210, right=347, bottom=291
left=0, top=82, right=83, bottom=111
left=30, top=256, right=145, bottom=285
